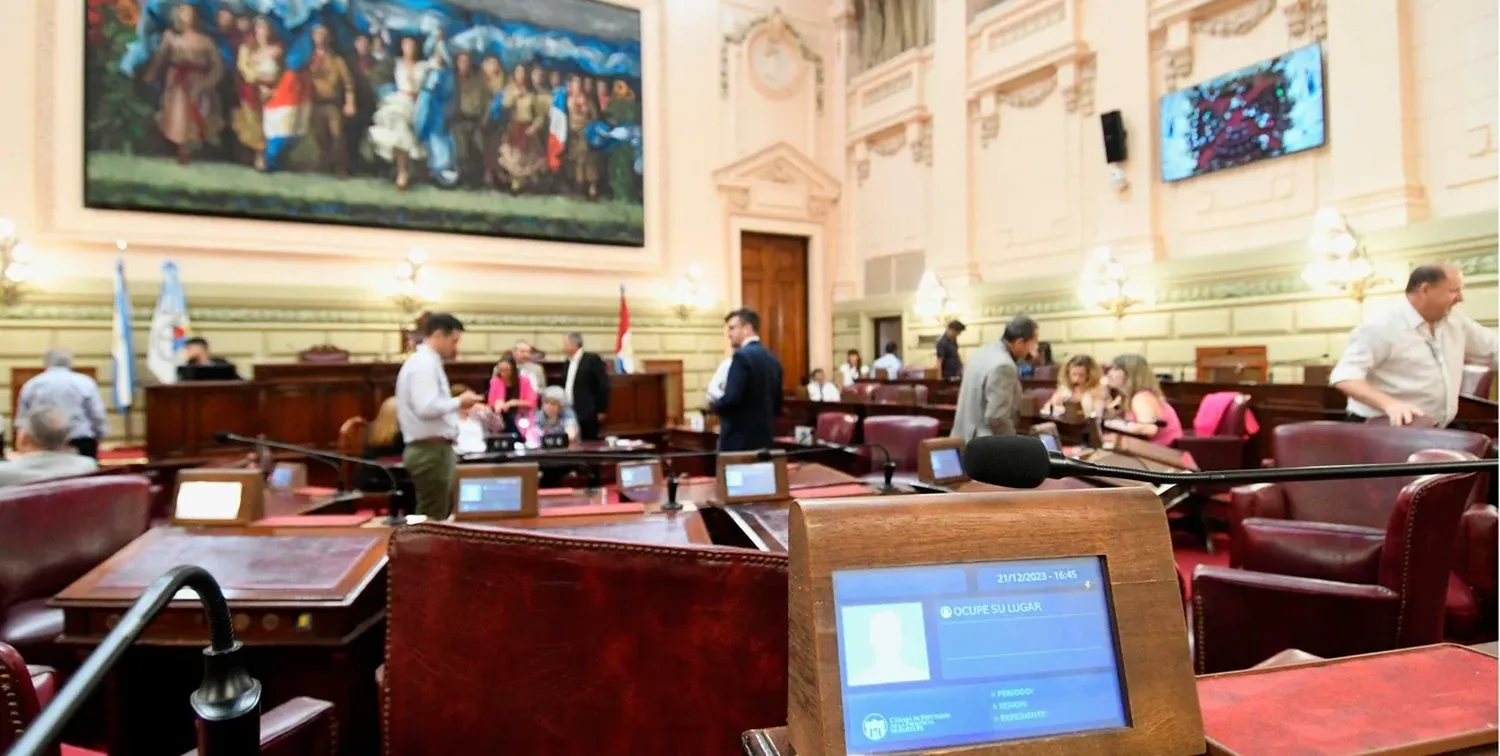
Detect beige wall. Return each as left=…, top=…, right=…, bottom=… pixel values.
left=0, top=0, right=867, bottom=439
left=832, top=0, right=1498, bottom=373
left=839, top=0, right=1497, bottom=288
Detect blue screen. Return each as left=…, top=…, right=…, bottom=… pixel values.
left=725, top=462, right=778, bottom=498
left=930, top=448, right=964, bottom=481
left=618, top=464, right=655, bottom=489
left=457, top=477, right=523, bottom=513
left=269, top=466, right=294, bottom=488
left=832, top=557, right=1127, bottom=752
left=1160, top=43, right=1325, bottom=182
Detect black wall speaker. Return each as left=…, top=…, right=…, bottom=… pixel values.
left=1100, top=110, right=1127, bottom=164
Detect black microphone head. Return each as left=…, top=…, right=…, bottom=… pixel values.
left=212, top=431, right=232, bottom=443
left=962, top=435, right=1051, bottom=489
left=755, top=449, right=775, bottom=462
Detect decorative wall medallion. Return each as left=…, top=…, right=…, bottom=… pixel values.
left=986, top=2, right=1068, bottom=52
left=722, top=8, right=827, bottom=111
left=1283, top=0, right=1328, bottom=42
left=1194, top=0, right=1276, bottom=36
left=1062, top=57, right=1097, bottom=116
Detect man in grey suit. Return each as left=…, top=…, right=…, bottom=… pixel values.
left=0, top=405, right=99, bottom=487
left=950, top=316, right=1041, bottom=440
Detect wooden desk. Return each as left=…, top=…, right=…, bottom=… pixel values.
left=261, top=488, right=364, bottom=518
left=493, top=508, right=713, bottom=547
left=145, top=362, right=667, bottom=458
left=697, top=463, right=878, bottom=553
left=52, top=527, right=391, bottom=754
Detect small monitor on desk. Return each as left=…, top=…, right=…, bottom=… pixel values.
left=833, top=557, right=1128, bottom=753
left=171, top=469, right=264, bottom=526
left=177, top=363, right=240, bottom=382
left=617, top=460, right=661, bottom=490
left=267, top=462, right=306, bottom=490
left=453, top=464, right=540, bottom=520
left=787, top=490, right=1204, bottom=756
left=916, top=438, right=967, bottom=487
left=716, top=451, right=790, bottom=504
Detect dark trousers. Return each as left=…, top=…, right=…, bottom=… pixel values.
left=579, top=415, right=602, bottom=442
left=70, top=437, right=99, bottom=459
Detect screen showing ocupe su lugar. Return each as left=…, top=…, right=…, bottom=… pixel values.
left=930, top=448, right=963, bottom=480
left=725, top=461, right=778, bottom=498
left=832, top=556, right=1128, bottom=753
left=457, top=477, right=523, bottom=513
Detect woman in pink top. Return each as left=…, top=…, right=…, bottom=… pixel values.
left=487, top=353, right=537, bottom=436
left=1103, top=354, right=1184, bottom=447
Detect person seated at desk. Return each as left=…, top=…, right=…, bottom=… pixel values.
left=358, top=397, right=404, bottom=491
left=177, top=337, right=240, bottom=380
left=1103, top=354, right=1183, bottom=447
left=487, top=354, right=537, bottom=436
left=1042, top=354, right=1110, bottom=418
left=0, top=405, right=98, bottom=487
left=871, top=342, right=903, bottom=380
left=806, top=368, right=841, bottom=402
left=534, top=386, right=580, bottom=444
left=452, top=384, right=491, bottom=455
left=838, top=349, right=868, bottom=387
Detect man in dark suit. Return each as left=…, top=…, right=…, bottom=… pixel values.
left=562, top=332, right=611, bottom=441
left=709, top=308, right=783, bottom=452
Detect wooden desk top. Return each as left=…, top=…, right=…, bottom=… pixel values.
left=53, top=526, right=391, bottom=646
left=487, top=508, right=712, bottom=547
left=262, top=489, right=364, bottom=518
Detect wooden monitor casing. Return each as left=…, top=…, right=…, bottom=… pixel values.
left=453, top=463, right=540, bottom=521
left=616, top=460, right=663, bottom=490
left=915, top=437, right=967, bottom=486
left=788, top=488, right=1204, bottom=756
left=716, top=451, right=790, bottom=504
left=171, top=469, right=266, bottom=526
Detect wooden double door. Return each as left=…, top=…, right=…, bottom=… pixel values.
left=740, top=232, right=809, bottom=392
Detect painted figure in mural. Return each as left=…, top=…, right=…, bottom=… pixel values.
left=231, top=17, right=283, bottom=170
left=450, top=52, right=489, bottom=184
left=306, top=25, right=357, bottom=178
left=565, top=74, right=601, bottom=200
left=498, top=63, right=546, bottom=193
left=144, top=3, right=225, bottom=165
left=367, top=35, right=432, bottom=190
left=605, top=80, right=641, bottom=202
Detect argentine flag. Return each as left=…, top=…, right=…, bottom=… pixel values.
left=110, top=257, right=136, bottom=413
left=148, top=262, right=192, bottom=384
left=547, top=86, right=568, bottom=172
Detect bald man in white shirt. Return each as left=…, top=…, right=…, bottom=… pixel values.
left=1331, top=265, right=1498, bottom=427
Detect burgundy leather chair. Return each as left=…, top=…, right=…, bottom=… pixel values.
left=1, top=640, right=339, bottom=756
left=1193, top=467, right=1477, bottom=673
left=383, top=524, right=789, bottom=755
left=1456, top=504, right=1498, bottom=640
left=870, top=384, right=916, bottom=404
left=860, top=416, right=940, bottom=473
left=814, top=412, right=857, bottom=446
left=840, top=383, right=878, bottom=403
left=1173, top=392, right=1254, bottom=473
left=0, top=476, right=152, bottom=664
left=1462, top=365, right=1495, bottom=398
left=913, top=385, right=929, bottom=405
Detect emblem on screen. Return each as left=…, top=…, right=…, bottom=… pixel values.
left=862, top=714, right=888, bottom=741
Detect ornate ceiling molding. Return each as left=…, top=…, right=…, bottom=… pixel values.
left=973, top=53, right=1093, bottom=148
left=1194, top=0, right=1276, bottom=36
left=851, top=120, right=932, bottom=185
left=721, top=9, right=827, bottom=112
left=713, top=140, right=841, bottom=219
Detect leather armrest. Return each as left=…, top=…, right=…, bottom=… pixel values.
left=1173, top=435, right=1246, bottom=472
left=1236, top=519, right=1386, bottom=585
left=1192, top=566, right=1401, bottom=674
left=180, top=696, right=336, bottom=756
left=1458, top=506, right=1498, bottom=617
left=1229, top=483, right=1290, bottom=567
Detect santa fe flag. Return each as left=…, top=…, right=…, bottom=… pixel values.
left=147, top=261, right=191, bottom=384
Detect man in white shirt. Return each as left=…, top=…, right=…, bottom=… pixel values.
left=0, top=405, right=98, bottom=487
left=396, top=313, right=481, bottom=519
left=1331, top=265, right=1498, bottom=427
left=871, top=342, right=903, bottom=380
left=15, top=349, right=109, bottom=459
left=806, top=368, right=841, bottom=401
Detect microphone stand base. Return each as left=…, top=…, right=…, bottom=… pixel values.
left=384, top=515, right=410, bottom=526
left=659, top=501, right=684, bottom=512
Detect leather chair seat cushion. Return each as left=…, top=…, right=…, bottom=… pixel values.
left=1445, top=571, right=1481, bottom=640
left=0, top=600, right=63, bottom=652
left=28, top=664, right=56, bottom=710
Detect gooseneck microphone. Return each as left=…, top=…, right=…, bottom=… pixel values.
left=213, top=431, right=404, bottom=519
left=756, top=441, right=900, bottom=493
left=963, top=436, right=1498, bottom=490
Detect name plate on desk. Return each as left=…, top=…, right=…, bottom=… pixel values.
left=171, top=469, right=265, bottom=526
left=454, top=464, right=540, bottom=521
left=787, top=489, right=1203, bottom=756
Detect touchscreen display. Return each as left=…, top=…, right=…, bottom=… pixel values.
left=457, top=477, right=524, bottom=513
left=833, top=557, right=1127, bottom=752
left=929, top=448, right=963, bottom=481
left=269, top=466, right=294, bottom=488
left=618, top=464, right=655, bottom=489
left=724, top=461, right=778, bottom=498
left=1039, top=434, right=1062, bottom=453
left=175, top=481, right=244, bottom=520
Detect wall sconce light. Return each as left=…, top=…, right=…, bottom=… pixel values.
left=1302, top=207, right=1385, bottom=303
left=1077, top=247, right=1150, bottom=319
left=390, top=248, right=434, bottom=314
left=673, top=263, right=706, bottom=320
left=912, top=270, right=950, bottom=323
left=0, top=218, right=35, bottom=308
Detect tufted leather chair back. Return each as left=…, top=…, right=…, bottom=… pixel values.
left=0, top=641, right=53, bottom=756
left=1214, top=393, right=1252, bottom=436
left=870, top=384, right=916, bottom=404
left=0, top=476, right=151, bottom=616
left=840, top=383, right=879, bottom=403
left=1270, top=422, right=1490, bottom=528
left=814, top=412, right=858, bottom=446
left=861, top=416, right=941, bottom=473
left=383, top=524, right=790, bottom=755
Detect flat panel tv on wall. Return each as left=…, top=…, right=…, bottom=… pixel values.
left=1159, top=43, right=1326, bottom=183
